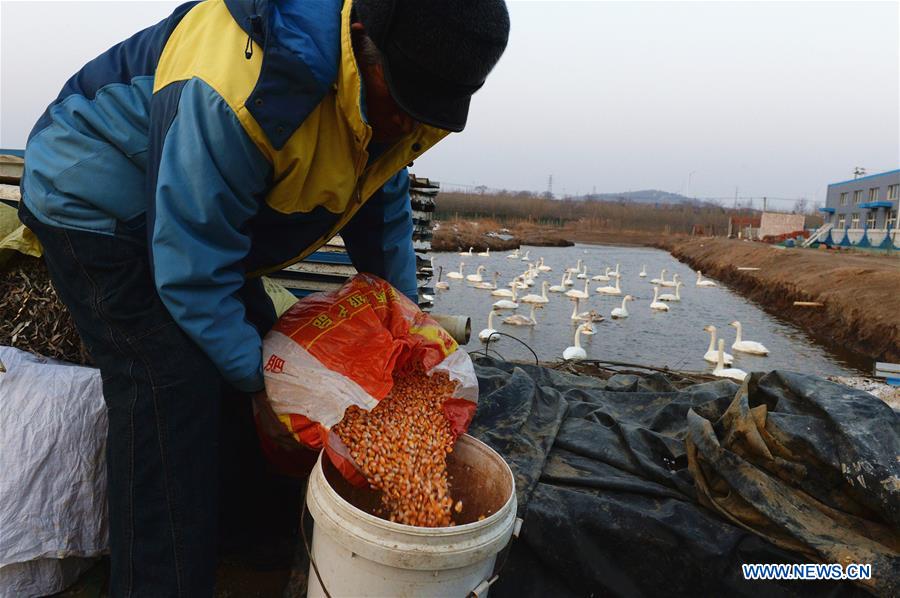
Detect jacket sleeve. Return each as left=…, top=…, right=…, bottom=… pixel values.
left=341, top=169, right=418, bottom=302
left=148, top=78, right=272, bottom=392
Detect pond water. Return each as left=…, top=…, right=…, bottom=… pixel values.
left=431, top=244, right=865, bottom=378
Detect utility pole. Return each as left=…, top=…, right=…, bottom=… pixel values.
left=547, top=174, right=553, bottom=197
left=733, top=187, right=738, bottom=209
left=763, top=196, right=767, bottom=212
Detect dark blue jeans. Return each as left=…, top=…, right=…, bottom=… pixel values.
left=19, top=204, right=276, bottom=597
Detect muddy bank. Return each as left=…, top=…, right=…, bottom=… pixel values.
left=432, top=219, right=572, bottom=252
left=661, top=238, right=900, bottom=364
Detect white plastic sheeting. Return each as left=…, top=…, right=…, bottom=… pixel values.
left=0, top=346, right=108, bottom=597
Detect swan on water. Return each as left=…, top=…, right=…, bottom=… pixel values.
left=521, top=281, right=550, bottom=304
left=730, top=321, right=769, bottom=355
left=465, top=265, right=486, bottom=283
left=477, top=247, right=490, bottom=257
left=479, top=310, right=500, bottom=343
left=474, top=271, right=499, bottom=290
left=611, top=264, right=621, bottom=279
left=596, top=276, right=622, bottom=295
left=571, top=298, right=603, bottom=322
left=447, top=262, right=465, bottom=280
left=580, top=321, right=596, bottom=336
left=504, top=303, right=538, bottom=326
left=563, top=324, right=589, bottom=361
left=658, top=281, right=682, bottom=302
left=639, top=265, right=648, bottom=278
left=491, top=281, right=515, bottom=297
left=565, top=278, right=590, bottom=300
left=696, top=270, right=717, bottom=287
left=660, top=273, right=679, bottom=288
left=563, top=271, right=575, bottom=286
left=576, top=264, right=589, bottom=279
left=650, top=268, right=667, bottom=285
left=566, top=259, right=583, bottom=274
left=459, top=247, right=473, bottom=257
left=435, top=266, right=449, bottom=290
left=507, top=249, right=520, bottom=259
left=592, top=267, right=612, bottom=282
left=492, top=286, right=519, bottom=310
left=650, top=286, right=669, bottom=311
left=702, top=325, right=733, bottom=365
left=537, top=257, right=552, bottom=272
left=520, top=250, right=531, bottom=261
left=549, top=273, right=568, bottom=293
left=713, top=339, right=747, bottom=381
left=610, top=295, right=633, bottom=318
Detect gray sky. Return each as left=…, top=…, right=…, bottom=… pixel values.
left=2, top=1, right=898, bottom=204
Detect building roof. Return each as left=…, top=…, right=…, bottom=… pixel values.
left=827, top=169, right=900, bottom=188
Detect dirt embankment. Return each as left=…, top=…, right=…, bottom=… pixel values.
left=432, top=219, right=572, bottom=252
left=661, top=238, right=900, bottom=363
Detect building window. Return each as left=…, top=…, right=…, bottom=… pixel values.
left=839, top=192, right=848, bottom=206
left=869, top=188, right=879, bottom=202
left=851, top=213, right=860, bottom=228
left=889, top=184, right=899, bottom=201
left=838, top=215, right=846, bottom=228
left=853, top=190, right=864, bottom=204
left=888, top=210, right=897, bottom=229
left=866, top=211, right=876, bottom=228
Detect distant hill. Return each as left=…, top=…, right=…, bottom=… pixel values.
left=579, top=189, right=700, bottom=205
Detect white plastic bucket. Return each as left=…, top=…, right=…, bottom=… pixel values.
left=306, top=434, right=517, bottom=597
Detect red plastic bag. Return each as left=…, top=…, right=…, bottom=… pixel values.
left=259, top=274, right=478, bottom=483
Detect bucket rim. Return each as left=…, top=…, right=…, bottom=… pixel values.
left=316, top=434, right=515, bottom=536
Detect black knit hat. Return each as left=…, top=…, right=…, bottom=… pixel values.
left=354, top=0, right=510, bottom=132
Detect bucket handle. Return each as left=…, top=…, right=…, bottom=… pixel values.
left=467, top=516, right=524, bottom=598
left=301, top=489, right=334, bottom=598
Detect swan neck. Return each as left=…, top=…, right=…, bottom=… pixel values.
left=487, top=311, right=494, bottom=328
left=734, top=323, right=742, bottom=343
left=716, top=340, right=725, bottom=369
left=707, top=329, right=716, bottom=353
left=574, top=328, right=583, bottom=348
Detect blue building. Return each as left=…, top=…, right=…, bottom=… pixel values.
left=817, top=169, right=899, bottom=248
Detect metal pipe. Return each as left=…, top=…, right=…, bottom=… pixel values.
left=430, top=314, right=471, bottom=345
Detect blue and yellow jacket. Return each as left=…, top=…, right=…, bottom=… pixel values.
left=22, top=0, right=449, bottom=392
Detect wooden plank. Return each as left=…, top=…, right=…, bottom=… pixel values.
left=793, top=301, right=824, bottom=307
left=875, top=362, right=900, bottom=374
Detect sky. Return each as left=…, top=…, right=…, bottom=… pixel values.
left=2, top=0, right=898, bottom=205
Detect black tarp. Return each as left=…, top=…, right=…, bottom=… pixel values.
left=467, top=358, right=899, bottom=598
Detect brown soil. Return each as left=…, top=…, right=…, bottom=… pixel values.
left=659, top=238, right=900, bottom=363
left=432, top=219, right=572, bottom=252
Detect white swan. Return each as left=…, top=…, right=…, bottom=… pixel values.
left=563, top=324, right=589, bottom=361
left=474, top=271, right=499, bottom=290
left=435, top=266, right=449, bottom=290
left=506, top=249, right=520, bottom=259
left=596, top=276, right=622, bottom=296
left=549, top=273, right=568, bottom=293
left=592, top=267, right=612, bottom=282
left=639, top=265, right=647, bottom=278
left=566, top=259, right=583, bottom=274
left=610, top=295, right=633, bottom=318
left=447, top=262, right=465, bottom=280
left=571, top=298, right=603, bottom=322
left=565, top=278, right=590, bottom=300
left=465, top=265, right=486, bottom=283
left=650, top=286, right=669, bottom=311
left=563, top=271, right=575, bottom=287
left=650, top=268, right=667, bottom=285
left=658, top=281, right=682, bottom=302
left=459, top=247, right=474, bottom=257
left=696, top=270, right=718, bottom=288
left=660, top=273, right=679, bottom=288
left=492, top=286, right=519, bottom=310
left=520, top=250, right=531, bottom=261
left=713, top=339, right=747, bottom=382
left=611, top=263, right=621, bottom=279
left=576, top=264, right=588, bottom=280
left=504, top=303, right=537, bottom=326
left=580, top=320, right=596, bottom=336
left=491, top=282, right=514, bottom=297
left=479, top=310, right=500, bottom=343
left=521, top=281, right=550, bottom=304
left=477, top=247, right=490, bottom=257
left=730, top=321, right=769, bottom=355
left=703, top=325, right=734, bottom=365
left=537, top=257, right=552, bottom=272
